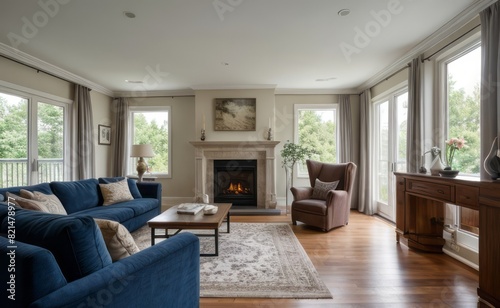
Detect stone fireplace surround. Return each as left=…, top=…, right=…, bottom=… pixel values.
left=189, top=141, right=280, bottom=209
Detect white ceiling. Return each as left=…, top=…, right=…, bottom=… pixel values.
left=0, top=0, right=489, bottom=95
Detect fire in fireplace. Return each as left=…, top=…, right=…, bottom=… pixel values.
left=213, top=159, right=257, bottom=206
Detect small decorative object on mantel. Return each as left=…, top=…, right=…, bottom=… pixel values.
left=201, top=114, right=206, bottom=141
left=484, top=136, right=500, bottom=180
left=440, top=137, right=466, bottom=178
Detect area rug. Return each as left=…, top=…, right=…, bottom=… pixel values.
left=132, top=223, right=332, bottom=299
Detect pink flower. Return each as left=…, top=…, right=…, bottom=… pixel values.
left=445, top=137, right=467, bottom=169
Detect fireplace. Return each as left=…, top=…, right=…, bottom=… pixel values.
left=213, top=160, right=257, bottom=206
left=189, top=141, right=279, bottom=209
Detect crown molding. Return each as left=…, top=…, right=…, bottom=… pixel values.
left=114, top=89, right=195, bottom=98
left=0, top=43, right=114, bottom=97
left=274, top=88, right=357, bottom=95
left=356, top=0, right=497, bottom=92
left=191, top=84, right=277, bottom=90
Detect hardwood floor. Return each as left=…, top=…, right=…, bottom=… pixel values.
left=200, top=210, right=479, bottom=307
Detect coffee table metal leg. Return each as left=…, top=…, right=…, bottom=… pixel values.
left=227, top=212, right=230, bottom=233
left=151, top=228, right=155, bottom=246
left=215, top=228, right=219, bottom=256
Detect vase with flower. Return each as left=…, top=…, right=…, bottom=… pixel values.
left=439, top=137, right=466, bottom=178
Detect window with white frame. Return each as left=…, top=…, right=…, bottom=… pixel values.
left=129, top=106, right=171, bottom=177
left=294, top=104, right=337, bottom=177
left=438, top=38, right=480, bottom=248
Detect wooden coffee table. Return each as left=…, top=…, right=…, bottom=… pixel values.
left=147, top=203, right=231, bottom=256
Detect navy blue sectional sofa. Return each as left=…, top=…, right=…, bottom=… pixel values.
left=0, top=178, right=200, bottom=308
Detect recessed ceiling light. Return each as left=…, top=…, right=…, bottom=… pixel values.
left=315, top=77, right=337, bottom=82
left=125, top=80, right=143, bottom=84
left=338, top=9, right=350, bottom=17
left=123, top=11, right=136, bottom=18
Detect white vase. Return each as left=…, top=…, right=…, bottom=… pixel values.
left=430, top=155, right=445, bottom=176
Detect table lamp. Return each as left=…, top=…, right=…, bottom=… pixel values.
left=130, top=144, right=155, bottom=182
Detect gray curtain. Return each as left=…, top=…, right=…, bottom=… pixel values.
left=338, top=94, right=352, bottom=163
left=480, top=2, right=500, bottom=180
left=407, top=56, right=423, bottom=173
left=358, top=89, right=374, bottom=215
left=72, top=85, right=95, bottom=180
left=112, top=98, right=129, bottom=176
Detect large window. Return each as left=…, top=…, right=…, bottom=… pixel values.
left=294, top=104, right=337, bottom=177
left=0, top=87, right=69, bottom=187
left=129, top=106, right=171, bottom=177
left=440, top=40, right=481, bottom=246
left=373, top=89, right=408, bottom=221
left=445, top=44, right=481, bottom=175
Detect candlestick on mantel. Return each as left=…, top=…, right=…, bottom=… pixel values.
left=202, top=114, right=206, bottom=130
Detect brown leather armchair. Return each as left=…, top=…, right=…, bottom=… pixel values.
left=291, top=160, right=357, bottom=231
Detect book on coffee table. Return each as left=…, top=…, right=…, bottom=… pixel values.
left=176, top=203, right=206, bottom=215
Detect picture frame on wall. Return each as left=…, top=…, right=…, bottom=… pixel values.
left=214, top=98, right=256, bottom=131
left=98, top=125, right=111, bottom=145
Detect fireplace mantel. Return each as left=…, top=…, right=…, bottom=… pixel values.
left=189, top=141, right=280, bottom=209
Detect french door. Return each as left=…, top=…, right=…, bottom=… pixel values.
left=0, top=89, right=69, bottom=187
left=373, top=90, right=408, bottom=221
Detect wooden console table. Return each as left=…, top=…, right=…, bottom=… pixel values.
left=394, top=172, right=500, bottom=307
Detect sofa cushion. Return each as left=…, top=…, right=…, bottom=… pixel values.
left=50, top=179, right=101, bottom=213
left=0, top=183, right=53, bottom=201
left=311, top=179, right=339, bottom=200
left=0, top=236, right=67, bottom=306
left=94, top=218, right=140, bottom=261
left=72, top=206, right=136, bottom=223
left=31, top=191, right=67, bottom=215
left=99, top=179, right=134, bottom=205
left=0, top=209, right=112, bottom=282
left=99, top=177, right=142, bottom=199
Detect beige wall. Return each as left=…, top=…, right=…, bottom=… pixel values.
left=0, top=56, right=113, bottom=179
left=128, top=96, right=196, bottom=199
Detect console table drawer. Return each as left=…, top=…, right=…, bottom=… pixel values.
left=455, top=184, right=479, bottom=209
left=407, top=179, right=453, bottom=202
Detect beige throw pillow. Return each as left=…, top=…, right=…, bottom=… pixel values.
left=31, top=191, right=67, bottom=215
left=6, top=191, right=50, bottom=212
left=99, top=179, right=134, bottom=206
left=94, top=218, right=140, bottom=261
left=311, top=179, right=340, bottom=200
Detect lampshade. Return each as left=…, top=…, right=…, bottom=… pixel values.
left=130, top=144, right=155, bottom=158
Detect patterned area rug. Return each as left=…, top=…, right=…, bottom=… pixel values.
left=132, top=223, right=332, bottom=298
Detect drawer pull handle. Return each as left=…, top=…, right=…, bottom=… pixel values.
left=437, top=189, right=444, bottom=194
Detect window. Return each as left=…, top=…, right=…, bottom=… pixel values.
left=129, top=106, right=171, bottom=177
left=0, top=87, right=70, bottom=187
left=294, top=104, right=337, bottom=177
left=373, top=89, right=408, bottom=221
left=445, top=44, right=481, bottom=176
left=439, top=39, right=480, bottom=250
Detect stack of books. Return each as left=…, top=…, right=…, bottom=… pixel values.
left=176, top=203, right=206, bottom=215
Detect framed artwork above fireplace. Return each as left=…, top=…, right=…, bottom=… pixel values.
left=214, top=98, right=256, bottom=131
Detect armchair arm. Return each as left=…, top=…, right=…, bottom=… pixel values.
left=290, top=187, right=314, bottom=201
left=31, top=233, right=200, bottom=308
left=325, top=190, right=349, bottom=219
left=325, top=190, right=348, bottom=206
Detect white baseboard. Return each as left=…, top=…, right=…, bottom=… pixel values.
left=442, top=247, right=479, bottom=271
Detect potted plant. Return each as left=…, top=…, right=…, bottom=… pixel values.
left=280, top=141, right=315, bottom=210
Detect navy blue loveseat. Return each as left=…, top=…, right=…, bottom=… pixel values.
left=0, top=178, right=200, bottom=307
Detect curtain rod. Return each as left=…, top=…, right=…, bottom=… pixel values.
left=0, top=54, right=90, bottom=90
left=422, top=23, right=481, bottom=62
